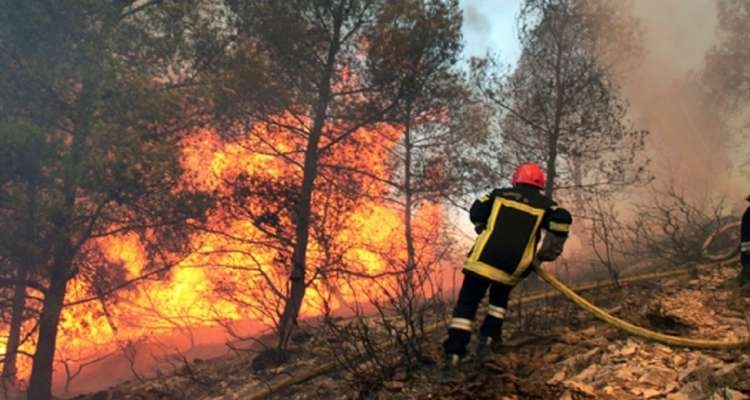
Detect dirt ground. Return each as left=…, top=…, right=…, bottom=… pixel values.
left=74, top=262, right=750, bottom=400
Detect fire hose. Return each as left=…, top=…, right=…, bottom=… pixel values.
left=219, top=265, right=743, bottom=400
left=702, top=221, right=742, bottom=262
left=532, top=261, right=750, bottom=349
left=526, top=219, right=749, bottom=350
left=222, top=223, right=747, bottom=399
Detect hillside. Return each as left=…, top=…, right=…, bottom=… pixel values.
left=71, top=262, right=750, bottom=400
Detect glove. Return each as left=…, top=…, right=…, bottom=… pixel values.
left=536, top=232, right=567, bottom=262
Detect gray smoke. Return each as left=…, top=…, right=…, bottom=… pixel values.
left=611, top=0, right=748, bottom=208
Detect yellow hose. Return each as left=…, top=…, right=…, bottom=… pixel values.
left=532, top=262, right=750, bottom=349
left=702, top=221, right=741, bottom=262
left=212, top=262, right=745, bottom=399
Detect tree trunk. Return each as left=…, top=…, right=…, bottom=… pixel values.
left=276, top=3, right=344, bottom=351
left=6, top=181, right=39, bottom=383
left=27, top=268, right=69, bottom=400
left=2, top=270, right=28, bottom=383
left=544, top=134, right=558, bottom=198
left=27, top=69, right=94, bottom=399
left=546, top=21, right=565, bottom=198
left=403, top=116, right=416, bottom=294
left=571, top=153, right=583, bottom=209
left=402, top=117, right=419, bottom=361
left=277, top=125, right=323, bottom=351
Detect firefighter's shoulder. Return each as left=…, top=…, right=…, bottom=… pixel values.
left=495, top=187, right=523, bottom=199
left=478, top=188, right=505, bottom=202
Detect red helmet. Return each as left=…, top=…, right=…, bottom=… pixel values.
left=512, top=163, right=546, bottom=189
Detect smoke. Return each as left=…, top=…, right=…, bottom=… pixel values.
left=463, top=1, right=491, bottom=36
left=550, top=0, right=748, bottom=271
left=631, top=1, right=717, bottom=75
left=610, top=1, right=747, bottom=207
left=460, top=0, right=522, bottom=64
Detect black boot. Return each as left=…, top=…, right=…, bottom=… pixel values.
left=440, top=353, right=463, bottom=383
left=475, top=335, right=503, bottom=364
left=475, top=335, right=490, bottom=364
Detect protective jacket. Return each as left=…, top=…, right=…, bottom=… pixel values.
left=463, top=184, right=571, bottom=285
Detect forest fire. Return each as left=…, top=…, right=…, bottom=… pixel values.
left=1, top=115, right=450, bottom=393
left=9, top=1, right=749, bottom=399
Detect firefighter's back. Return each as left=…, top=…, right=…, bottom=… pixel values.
left=464, top=184, right=556, bottom=285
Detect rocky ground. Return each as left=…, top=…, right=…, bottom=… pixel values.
left=75, top=262, right=750, bottom=400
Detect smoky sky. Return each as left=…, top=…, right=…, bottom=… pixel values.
left=614, top=0, right=747, bottom=206
left=460, top=0, right=522, bottom=64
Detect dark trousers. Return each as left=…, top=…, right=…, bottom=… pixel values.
left=741, top=251, right=750, bottom=284
left=443, top=271, right=512, bottom=357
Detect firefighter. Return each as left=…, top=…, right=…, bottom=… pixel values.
left=740, top=195, right=750, bottom=286
left=443, top=163, right=572, bottom=371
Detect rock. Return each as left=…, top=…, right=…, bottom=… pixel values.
left=638, top=366, right=678, bottom=388
left=672, top=355, right=687, bottom=368
left=563, top=380, right=596, bottom=397
left=614, top=366, right=640, bottom=381
left=721, top=388, right=749, bottom=400
left=573, top=365, right=599, bottom=383
left=667, top=382, right=704, bottom=400
left=620, top=340, right=639, bottom=357
left=713, top=363, right=743, bottom=386
left=643, top=388, right=663, bottom=399
left=716, top=351, right=743, bottom=363
left=547, top=370, right=566, bottom=385
left=678, top=363, right=711, bottom=383
left=657, top=345, right=674, bottom=354
left=560, top=347, right=601, bottom=372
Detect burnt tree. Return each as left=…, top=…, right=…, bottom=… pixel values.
left=473, top=0, right=648, bottom=201
left=222, top=0, right=466, bottom=351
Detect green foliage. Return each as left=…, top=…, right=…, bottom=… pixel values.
left=368, top=0, right=463, bottom=98
left=0, top=1, right=217, bottom=269
left=0, top=1, right=222, bottom=395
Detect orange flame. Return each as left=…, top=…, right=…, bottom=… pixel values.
left=9, top=114, right=451, bottom=392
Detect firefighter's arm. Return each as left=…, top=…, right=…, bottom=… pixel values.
left=537, top=206, right=573, bottom=262
left=469, top=192, right=493, bottom=233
